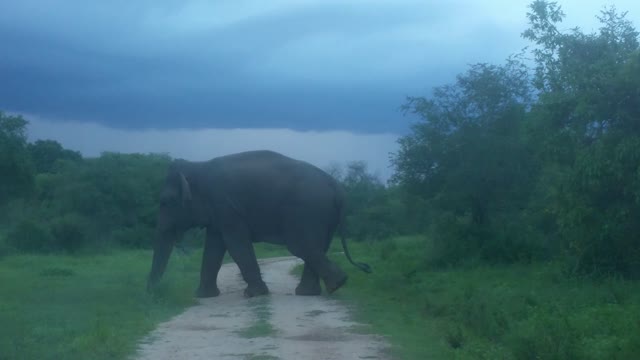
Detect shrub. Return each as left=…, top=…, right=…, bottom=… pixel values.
left=49, top=214, right=89, bottom=253
left=346, top=209, right=396, bottom=243
left=423, top=209, right=551, bottom=269
left=110, top=226, right=154, bottom=249
left=424, top=212, right=480, bottom=268
left=480, top=215, right=551, bottom=264
left=7, top=219, right=54, bottom=252
left=508, top=312, right=583, bottom=360
left=0, top=232, right=11, bottom=258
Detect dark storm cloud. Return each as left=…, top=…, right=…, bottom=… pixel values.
left=2, top=0, right=638, bottom=133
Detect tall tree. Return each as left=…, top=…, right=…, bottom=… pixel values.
left=0, top=112, right=34, bottom=203
left=523, top=1, right=640, bottom=276
left=391, top=55, right=539, bottom=263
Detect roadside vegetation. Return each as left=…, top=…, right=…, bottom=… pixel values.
left=329, top=238, right=640, bottom=359
left=1, top=1, right=640, bottom=359
left=327, top=2, right=640, bottom=358
left=0, top=250, right=201, bottom=360
left=0, top=244, right=287, bottom=360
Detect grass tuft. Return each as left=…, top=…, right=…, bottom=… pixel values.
left=0, top=249, right=202, bottom=360
left=327, top=235, right=640, bottom=360
left=235, top=297, right=279, bottom=339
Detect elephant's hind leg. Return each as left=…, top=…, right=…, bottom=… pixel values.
left=295, top=263, right=322, bottom=296
left=284, top=195, right=348, bottom=295
left=286, top=232, right=347, bottom=295
left=321, top=260, right=348, bottom=294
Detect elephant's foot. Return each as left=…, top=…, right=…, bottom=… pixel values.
left=323, top=265, right=348, bottom=294
left=244, top=281, right=269, bottom=298
left=196, top=285, right=221, bottom=298
left=295, top=281, right=322, bottom=296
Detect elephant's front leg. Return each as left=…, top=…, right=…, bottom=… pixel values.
left=196, top=228, right=226, bottom=298
left=222, top=221, right=269, bottom=298
left=295, top=263, right=321, bottom=296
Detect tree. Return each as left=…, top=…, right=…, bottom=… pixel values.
left=28, top=139, right=82, bottom=174
left=322, top=161, right=344, bottom=182
left=523, top=1, right=640, bottom=276
left=391, top=56, right=540, bottom=264
left=0, top=111, right=35, bottom=203
left=329, top=161, right=396, bottom=241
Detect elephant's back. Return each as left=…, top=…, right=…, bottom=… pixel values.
left=212, top=150, right=337, bottom=187
left=207, top=150, right=340, bottom=231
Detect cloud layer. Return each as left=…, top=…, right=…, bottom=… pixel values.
left=25, top=114, right=400, bottom=182
left=6, top=1, right=639, bottom=184
left=3, top=0, right=639, bottom=147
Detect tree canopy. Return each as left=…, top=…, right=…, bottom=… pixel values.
left=1, top=0, right=639, bottom=278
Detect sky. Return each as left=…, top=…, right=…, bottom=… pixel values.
left=2, top=0, right=639, bottom=181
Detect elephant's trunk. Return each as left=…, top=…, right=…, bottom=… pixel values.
left=146, top=231, right=176, bottom=292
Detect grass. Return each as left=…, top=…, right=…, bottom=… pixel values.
left=6, top=233, right=638, bottom=360
left=234, top=296, right=279, bottom=339
left=244, top=355, right=280, bottom=360
left=326, top=235, right=640, bottom=360
left=252, top=243, right=291, bottom=259
left=178, top=239, right=290, bottom=265
left=0, top=240, right=292, bottom=360
left=0, top=248, right=203, bottom=360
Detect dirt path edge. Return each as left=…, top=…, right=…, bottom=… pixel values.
left=133, top=256, right=391, bottom=360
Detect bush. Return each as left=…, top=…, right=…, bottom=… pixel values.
left=7, top=219, right=54, bottom=252
left=110, top=226, right=154, bottom=249
left=423, top=210, right=551, bottom=269
left=480, top=215, right=551, bottom=264
left=0, top=233, right=11, bottom=258
left=424, top=212, right=480, bottom=268
left=49, top=214, right=89, bottom=253
left=509, top=312, right=582, bottom=360
left=541, top=137, right=640, bottom=278
left=346, top=207, right=397, bottom=243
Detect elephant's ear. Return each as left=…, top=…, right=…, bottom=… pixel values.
left=179, top=173, right=192, bottom=202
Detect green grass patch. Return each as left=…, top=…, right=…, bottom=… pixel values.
left=327, top=236, right=640, bottom=359
left=177, top=228, right=291, bottom=263
left=244, top=354, right=280, bottom=360
left=235, top=322, right=277, bottom=339
left=290, top=263, right=304, bottom=277
left=234, top=296, right=279, bottom=339
left=0, top=248, right=203, bottom=360
left=253, top=242, right=291, bottom=259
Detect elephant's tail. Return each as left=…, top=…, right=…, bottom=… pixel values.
left=335, top=186, right=372, bottom=274
left=339, top=228, right=372, bottom=273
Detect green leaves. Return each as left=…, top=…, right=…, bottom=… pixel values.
left=0, top=112, right=35, bottom=203
left=391, top=0, right=640, bottom=274
left=329, top=161, right=399, bottom=242
left=28, top=139, right=82, bottom=174
left=392, top=57, right=538, bottom=264
left=1, top=141, right=172, bottom=254
left=524, top=2, right=640, bottom=277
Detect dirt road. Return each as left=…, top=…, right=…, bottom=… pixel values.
left=134, top=256, right=390, bottom=360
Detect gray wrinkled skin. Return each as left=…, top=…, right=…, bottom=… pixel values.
left=146, top=150, right=371, bottom=299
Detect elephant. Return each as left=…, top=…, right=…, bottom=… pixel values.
left=146, top=150, right=371, bottom=298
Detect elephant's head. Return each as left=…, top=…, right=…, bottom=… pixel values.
left=146, top=160, right=194, bottom=292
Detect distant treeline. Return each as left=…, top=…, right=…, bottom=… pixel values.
left=2, top=1, right=639, bottom=278
left=0, top=113, right=413, bottom=255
